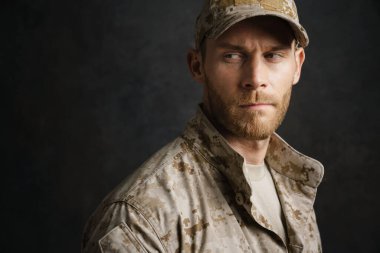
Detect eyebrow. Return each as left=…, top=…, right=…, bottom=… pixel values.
left=215, top=42, right=246, bottom=51
left=215, top=42, right=292, bottom=51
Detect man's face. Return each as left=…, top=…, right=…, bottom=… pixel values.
left=193, top=16, right=305, bottom=140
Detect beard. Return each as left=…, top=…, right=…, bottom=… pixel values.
left=204, top=77, right=292, bottom=141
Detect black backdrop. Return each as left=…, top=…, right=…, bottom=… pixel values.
left=3, top=0, right=380, bottom=252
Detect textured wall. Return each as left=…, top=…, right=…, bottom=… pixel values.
left=3, top=0, right=380, bottom=252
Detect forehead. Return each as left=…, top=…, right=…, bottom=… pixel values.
left=213, top=16, right=295, bottom=47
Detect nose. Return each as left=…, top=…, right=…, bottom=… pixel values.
left=241, top=56, right=268, bottom=90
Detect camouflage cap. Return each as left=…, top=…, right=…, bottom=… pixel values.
left=195, top=0, right=309, bottom=49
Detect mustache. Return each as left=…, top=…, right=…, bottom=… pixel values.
left=237, top=91, right=277, bottom=105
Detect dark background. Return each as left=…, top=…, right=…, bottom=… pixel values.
left=3, top=0, right=380, bottom=252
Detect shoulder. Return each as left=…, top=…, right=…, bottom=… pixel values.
left=82, top=135, right=206, bottom=252
left=107, top=135, right=201, bottom=205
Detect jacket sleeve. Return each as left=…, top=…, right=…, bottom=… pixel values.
left=81, top=201, right=167, bottom=253
left=98, top=222, right=148, bottom=252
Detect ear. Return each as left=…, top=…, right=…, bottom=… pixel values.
left=292, top=47, right=306, bottom=85
left=187, top=48, right=205, bottom=84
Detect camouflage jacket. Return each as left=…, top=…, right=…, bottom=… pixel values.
left=82, top=107, right=324, bottom=253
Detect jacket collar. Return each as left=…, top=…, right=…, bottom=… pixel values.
left=182, top=105, right=324, bottom=248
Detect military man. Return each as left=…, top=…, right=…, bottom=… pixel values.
left=82, top=0, right=324, bottom=252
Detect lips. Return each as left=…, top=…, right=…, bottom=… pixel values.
left=239, top=102, right=274, bottom=107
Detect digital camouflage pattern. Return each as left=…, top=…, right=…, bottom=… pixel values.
left=195, top=0, right=309, bottom=49
left=82, top=107, right=324, bottom=253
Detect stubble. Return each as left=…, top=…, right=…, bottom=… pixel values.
left=204, top=78, right=292, bottom=140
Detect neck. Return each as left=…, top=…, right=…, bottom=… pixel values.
left=225, top=134, right=270, bottom=165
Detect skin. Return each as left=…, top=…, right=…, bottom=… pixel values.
left=187, top=16, right=305, bottom=165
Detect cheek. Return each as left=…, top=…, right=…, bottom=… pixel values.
left=205, top=63, right=240, bottom=93
left=268, top=63, right=296, bottom=89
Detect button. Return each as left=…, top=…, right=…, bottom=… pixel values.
left=235, top=192, right=244, bottom=205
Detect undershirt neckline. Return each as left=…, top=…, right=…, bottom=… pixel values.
left=244, top=162, right=267, bottom=181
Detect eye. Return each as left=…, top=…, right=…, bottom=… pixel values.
left=265, top=53, right=282, bottom=59
left=264, top=52, right=286, bottom=62
left=223, top=53, right=244, bottom=63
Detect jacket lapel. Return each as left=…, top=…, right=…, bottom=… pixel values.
left=266, top=134, right=324, bottom=250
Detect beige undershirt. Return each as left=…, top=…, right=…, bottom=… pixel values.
left=243, top=162, right=287, bottom=243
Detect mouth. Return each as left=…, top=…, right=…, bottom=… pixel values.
left=239, top=103, right=274, bottom=109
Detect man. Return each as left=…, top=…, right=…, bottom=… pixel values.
left=82, top=0, right=324, bottom=252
